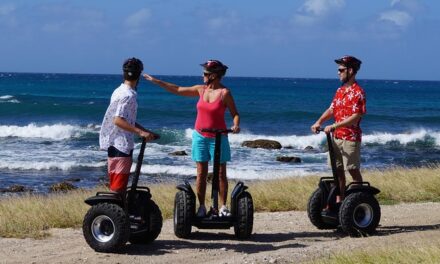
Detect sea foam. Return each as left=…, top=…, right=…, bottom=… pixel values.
left=363, top=129, right=440, bottom=146
left=184, top=128, right=440, bottom=148
left=0, top=160, right=106, bottom=171
left=184, top=128, right=325, bottom=149
left=0, top=95, right=20, bottom=103
left=0, top=123, right=97, bottom=140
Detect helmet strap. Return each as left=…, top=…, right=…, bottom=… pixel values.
left=342, top=69, right=355, bottom=85
left=204, top=73, right=217, bottom=85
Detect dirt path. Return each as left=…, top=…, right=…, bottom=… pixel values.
left=1, top=202, right=440, bottom=264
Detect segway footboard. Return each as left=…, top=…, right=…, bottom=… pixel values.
left=85, top=192, right=124, bottom=207
left=345, top=182, right=380, bottom=196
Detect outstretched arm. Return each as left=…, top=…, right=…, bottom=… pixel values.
left=143, top=74, right=200, bottom=97
left=223, top=89, right=240, bottom=133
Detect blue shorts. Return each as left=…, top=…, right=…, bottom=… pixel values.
left=191, top=130, right=231, bottom=163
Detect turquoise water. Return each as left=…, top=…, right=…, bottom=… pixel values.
left=1, top=72, right=440, bottom=192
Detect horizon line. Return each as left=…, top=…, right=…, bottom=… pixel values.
left=1, top=71, right=439, bottom=83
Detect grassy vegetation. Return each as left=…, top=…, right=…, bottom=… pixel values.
left=1, top=165, right=440, bottom=239
left=309, top=241, right=440, bottom=264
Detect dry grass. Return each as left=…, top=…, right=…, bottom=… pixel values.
left=1, top=165, right=440, bottom=238
left=310, top=241, right=440, bottom=264
left=0, top=189, right=94, bottom=238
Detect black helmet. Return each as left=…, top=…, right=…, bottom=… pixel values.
left=123, top=57, right=144, bottom=79
left=200, top=60, right=228, bottom=77
left=335, top=55, right=362, bottom=73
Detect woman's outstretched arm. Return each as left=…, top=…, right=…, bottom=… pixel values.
left=143, top=74, right=201, bottom=97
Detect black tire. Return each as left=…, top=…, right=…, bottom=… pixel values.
left=234, top=192, right=254, bottom=239
left=129, top=200, right=163, bottom=244
left=173, top=190, right=195, bottom=238
left=83, top=203, right=129, bottom=252
left=307, top=188, right=339, bottom=229
left=339, top=192, right=381, bottom=237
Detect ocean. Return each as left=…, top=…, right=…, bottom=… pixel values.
left=1, top=72, right=440, bottom=193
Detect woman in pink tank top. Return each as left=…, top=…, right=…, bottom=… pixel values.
left=143, top=60, right=240, bottom=217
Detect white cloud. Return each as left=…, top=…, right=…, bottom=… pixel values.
left=294, top=0, right=345, bottom=25
left=206, top=12, right=239, bottom=30
left=379, top=10, right=413, bottom=27
left=390, top=0, right=422, bottom=12
left=300, top=0, right=345, bottom=16
left=125, top=8, right=151, bottom=28
left=0, top=3, right=15, bottom=16
left=391, top=0, right=401, bottom=6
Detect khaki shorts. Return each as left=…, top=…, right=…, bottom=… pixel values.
left=328, top=138, right=361, bottom=170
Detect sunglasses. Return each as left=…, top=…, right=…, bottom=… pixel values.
left=338, top=68, right=348, bottom=73
left=203, top=72, right=211, bottom=76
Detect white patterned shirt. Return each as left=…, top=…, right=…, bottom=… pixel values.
left=99, top=83, right=138, bottom=154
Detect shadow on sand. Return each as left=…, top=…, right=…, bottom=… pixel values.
left=113, top=223, right=440, bottom=256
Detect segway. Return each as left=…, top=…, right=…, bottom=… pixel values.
left=173, top=128, right=253, bottom=239
left=307, top=128, right=381, bottom=237
left=83, top=136, right=163, bottom=252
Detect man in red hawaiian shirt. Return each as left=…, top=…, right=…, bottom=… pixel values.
left=311, top=55, right=366, bottom=203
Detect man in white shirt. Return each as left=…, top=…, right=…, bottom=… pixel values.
left=99, top=58, right=157, bottom=194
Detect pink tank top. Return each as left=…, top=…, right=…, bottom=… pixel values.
left=195, top=87, right=227, bottom=138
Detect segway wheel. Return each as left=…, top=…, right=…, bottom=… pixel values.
left=174, top=190, right=195, bottom=238
left=83, top=203, right=129, bottom=252
left=339, top=192, right=381, bottom=237
left=129, top=200, right=163, bottom=244
left=234, top=192, right=254, bottom=239
left=307, top=188, right=339, bottom=229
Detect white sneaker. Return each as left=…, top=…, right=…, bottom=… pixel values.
left=197, top=205, right=207, bottom=217
left=219, top=205, right=231, bottom=217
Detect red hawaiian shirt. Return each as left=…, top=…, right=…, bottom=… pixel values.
left=330, top=82, right=366, bottom=142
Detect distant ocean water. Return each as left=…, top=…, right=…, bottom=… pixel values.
left=1, top=72, right=440, bottom=193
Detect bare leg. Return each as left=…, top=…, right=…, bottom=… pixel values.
left=196, top=162, right=208, bottom=206
left=348, top=169, right=363, bottom=182
left=219, top=163, right=228, bottom=206
left=336, top=168, right=346, bottom=203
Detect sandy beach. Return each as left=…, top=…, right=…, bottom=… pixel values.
left=1, top=202, right=440, bottom=264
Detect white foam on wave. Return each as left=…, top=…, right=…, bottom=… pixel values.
left=185, top=127, right=440, bottom=148
left=0, top=123, right=97, bottom=140
left=363, top=129, right=440, bottom=146
left=0, top=95, right=20, bottom=103
left=184, top=128, right=325, bottom=149
left=138, top=164, right=195, bottom=176
left=137, top=162, right=323, bottom=180
left=0, top=160, right=106, bottom=171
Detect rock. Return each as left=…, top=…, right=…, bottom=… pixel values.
left=0, top=184, right=33, bottom=193
left=49, top=181, right=78, bottom=192
left=241, top=139, right=282, bottom=149
left=169, top=150, right=188, bottom=156
left=66, top=178, right=81, bottom=182
left=276, top=156, right=302, bottom=163
left=9, top=185, right=27, bottom=192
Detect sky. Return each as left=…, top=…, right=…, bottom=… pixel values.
left=0, top=0, right=439, bottom=80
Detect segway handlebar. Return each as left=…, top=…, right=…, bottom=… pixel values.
left=315, top=127, right=328, bottom=133
left=131, top=132, right=160, bottom=192
left=314, top=127, right=340, bottom=195
left=200, top=128, right=233, bottom=134
left=143, top=133, right=160, bottom=140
